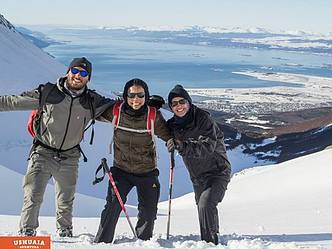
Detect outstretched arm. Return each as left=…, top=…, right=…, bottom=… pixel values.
left=0, top=88, right=40, bottom=111
left=92, top=92, right=116, bottom=119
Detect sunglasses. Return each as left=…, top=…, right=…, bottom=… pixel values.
left=127, top=92, right=145, bottom=98
left=171, top=98, right=188, bottom=107
left=70, top=67, right=89, bottom=77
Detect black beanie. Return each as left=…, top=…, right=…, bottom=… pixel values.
left=168, top=84, right=192, bottom=108
left=123, top=78, right=150, bottom=102
left=67, top=57, right=92, bottom=80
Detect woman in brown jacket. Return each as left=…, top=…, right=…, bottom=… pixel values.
left=94, top=78, right=171, bottom=243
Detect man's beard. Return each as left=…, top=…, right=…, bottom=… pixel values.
left=67, top=78, right=85, bottom=91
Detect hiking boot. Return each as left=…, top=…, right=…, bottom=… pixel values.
left=57, top=227, right=73, bottom=237
left=213, top=233, right=219, bottom=245
left=18, top=228, right=36, bottom=236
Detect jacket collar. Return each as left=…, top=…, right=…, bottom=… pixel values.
left=57, top=77, right=88, bottom=97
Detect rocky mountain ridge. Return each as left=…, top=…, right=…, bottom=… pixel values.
left=0, top=14, right=15, bottom=31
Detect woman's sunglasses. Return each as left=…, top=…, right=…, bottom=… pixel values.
left=171, top=98, right=188, bottom=107
left=127, top=92, right=145, bottom=98
left=70, top=67, right=89, bottom=77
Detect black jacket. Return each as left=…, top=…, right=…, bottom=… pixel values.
left=167, top=105, right=231, bottom=180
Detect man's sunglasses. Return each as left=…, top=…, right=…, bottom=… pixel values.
left=127, top=92, right=145, bottom=98
left=171, top=98, right=188, bottom=107
left=70, top=67, right=89, bottom=77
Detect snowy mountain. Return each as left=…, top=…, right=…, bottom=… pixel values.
left=0, top=14, right=15, bottom=30
left=95, top=25, right=332, bottom=54
left=1, top=148, right=331, bottom=248
left=21, top=24, right=332, bottom=56
left=0, top=14, right=65, bottom=93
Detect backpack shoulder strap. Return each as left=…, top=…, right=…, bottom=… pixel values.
left=84, top=90, right=96, bottom=145
left=112, top=101, right=123, bottom=128
left=147, top=106, right=157, bottom=136
left=109, top=101, right=123, bottom=154
left=87, top=90, right=96, bottom=122
left=39, top=82, right=55, bottom=108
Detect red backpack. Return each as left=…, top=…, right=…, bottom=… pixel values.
left=27, top=109, right=39, bottom=137
left=27, top=83, right=55, bottom=137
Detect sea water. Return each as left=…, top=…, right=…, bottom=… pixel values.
left=37, top=27, right=332, bottom=99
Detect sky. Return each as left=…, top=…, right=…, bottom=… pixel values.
left=2, top=0, right=332, bottom=33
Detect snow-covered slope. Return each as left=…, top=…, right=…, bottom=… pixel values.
left=0, top=14, right=65, bottom=93
left=0, top=148, right=331, bottom=248
left=163, top=148, right=332, bottom=235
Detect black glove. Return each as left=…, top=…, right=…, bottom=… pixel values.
left=175, top=139, right=184, bottom=153
left=166, top=138, right=176, bottom=152
left=148, top=95, right=165, bottom=109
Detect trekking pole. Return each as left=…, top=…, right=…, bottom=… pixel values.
left=166, top=151, right=175, bottom=239
left=101, top=158, right=137, bottom=238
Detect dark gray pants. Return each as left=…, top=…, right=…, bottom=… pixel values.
left=19, top=145, right=80, bottom=231
left=94, top=167, right=160, bottom=243
left=192, top=170, right=230, bottom=245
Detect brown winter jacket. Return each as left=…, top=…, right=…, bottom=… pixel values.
left=101, top=102, right=171, bottom=174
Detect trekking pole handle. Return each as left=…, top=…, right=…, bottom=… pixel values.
left=101, top=158, right=110, bottom=172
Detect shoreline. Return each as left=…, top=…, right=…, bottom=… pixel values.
left=188, top=71, right=332, bottom=114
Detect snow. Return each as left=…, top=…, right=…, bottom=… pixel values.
left=232, top=36, right=332, bottom=49
left=235, top=116, right=273, bottom=130
left=236, top=117, right=271, bottom=125
left=1, top=149, right=332, bottom=248
left=96, top=25, right=332, bottom=37
left=312, top=123, right=332, bottom=135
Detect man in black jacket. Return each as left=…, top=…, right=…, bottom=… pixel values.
left=166, top=85, right=231, bottom=245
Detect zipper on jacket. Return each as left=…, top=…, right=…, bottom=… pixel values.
left=59, top=97, right=74, bottom=151
left=129, top=135, right=133, bottom=173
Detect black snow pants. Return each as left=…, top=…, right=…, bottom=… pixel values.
left=192, top=168, right=231, bottom=245
left=94, top=167, right=160, bottom=243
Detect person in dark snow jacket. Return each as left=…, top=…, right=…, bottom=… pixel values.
left=0, top=57, right=114, bottom=237
left=166, top=84, right=231, bottom=245
left=94, top=78, right=172, bottom=243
